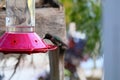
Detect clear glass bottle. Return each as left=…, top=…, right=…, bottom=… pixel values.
left=6, top=0, right=35, bottom=33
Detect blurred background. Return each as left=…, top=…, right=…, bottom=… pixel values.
left=0, top=0, right=103, bottom=80
left=60, top=0, right=103, bottom=80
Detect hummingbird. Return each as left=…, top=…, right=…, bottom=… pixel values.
left=44, top=33, right=68, bottom=49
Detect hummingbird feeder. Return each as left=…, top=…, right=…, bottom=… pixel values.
left=0, top=0, right=57, bottom=54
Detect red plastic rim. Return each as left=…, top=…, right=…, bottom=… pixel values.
left=0, top=32, right=57, bottom=54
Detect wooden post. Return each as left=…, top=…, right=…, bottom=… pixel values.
left=59, top=51, right=65, bottom=80
left=37, top=8, right=66, bottom=80
left=49, top=47, right=65, bottom=80
left=36, top=8, right=66, bottom=80
left=36, top=8, right=67, bottom=80
left=49, top=49, right=60, bottom=80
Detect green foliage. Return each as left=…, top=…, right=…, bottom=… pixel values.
left=64, top=69, right=72, bottom=76
left=60, top=0, right=101, bottom=55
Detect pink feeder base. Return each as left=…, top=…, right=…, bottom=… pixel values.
left=0, top=32, right=57, bottom=54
